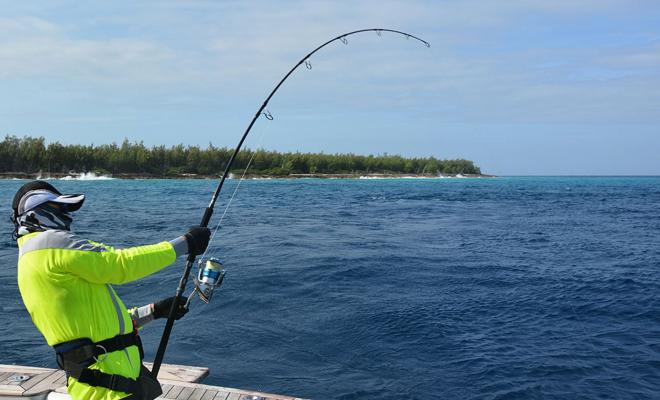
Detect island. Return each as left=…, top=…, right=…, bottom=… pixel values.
left=0, top=136, right=491, bottom=179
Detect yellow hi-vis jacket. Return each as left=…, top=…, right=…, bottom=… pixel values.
left=17, top=230, right=177, bottom=400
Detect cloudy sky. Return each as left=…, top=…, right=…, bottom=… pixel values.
left=1, top=1, right=659, bottom=175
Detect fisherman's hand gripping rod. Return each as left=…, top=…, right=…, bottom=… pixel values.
left=151, top=28, right=429, bottom=377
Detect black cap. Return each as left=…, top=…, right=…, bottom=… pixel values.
left=12, top=180, right=85, bottom=217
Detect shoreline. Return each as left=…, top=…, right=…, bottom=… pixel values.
left=0, top=172, right=496, bottom=180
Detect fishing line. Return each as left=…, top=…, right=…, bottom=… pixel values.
left=202, top=119, right=271, bottom=260
left=152, top=28, right=429, bottom=376
left=185, top=124, right=269, bottom=308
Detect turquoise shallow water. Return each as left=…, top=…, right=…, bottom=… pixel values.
left=1, top=177, right=659, bottom=399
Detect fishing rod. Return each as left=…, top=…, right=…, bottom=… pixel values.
left=151, top=28, right=430, bottom=376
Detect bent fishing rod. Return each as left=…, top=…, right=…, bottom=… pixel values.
left=151, top=28, right=430, bottom=376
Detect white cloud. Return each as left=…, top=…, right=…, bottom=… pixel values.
left=0, top=16, right=203, bottom=88
left=0, top=16, right=60, bottom=36
left=0, top=1, right=658, bottom=125
left=0, top=38, right=172, bottom=81
left=600, top=44, right=660, bottom=69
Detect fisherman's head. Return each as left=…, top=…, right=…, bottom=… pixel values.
left=11, top=180, right=85, bottom=239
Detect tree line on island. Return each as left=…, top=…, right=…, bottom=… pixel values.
left=0, top=135, right=481, bottom=177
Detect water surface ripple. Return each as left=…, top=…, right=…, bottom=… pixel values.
left=1, top=177, right=659, bottom=399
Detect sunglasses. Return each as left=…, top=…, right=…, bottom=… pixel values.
left=42, top=202, right=70, bottom=214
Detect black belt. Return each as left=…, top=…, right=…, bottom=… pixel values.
left=54, top=330, right=161, bottom=400
left=55, top=330, right=144, bottom=366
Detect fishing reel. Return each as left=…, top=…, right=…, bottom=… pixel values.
left=186, top=257, right=226, bottom=306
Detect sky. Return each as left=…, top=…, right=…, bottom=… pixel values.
left=1, top=1, right=659, bottom=175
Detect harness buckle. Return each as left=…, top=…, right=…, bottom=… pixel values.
left=108, top=373, right=118, bottom=390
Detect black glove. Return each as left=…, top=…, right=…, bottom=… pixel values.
left=184, top=226, right=211, bottom=256
left=153, top=296, right=189, bottom=320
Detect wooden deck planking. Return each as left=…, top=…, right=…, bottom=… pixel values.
left=19, top=371, right=55, bottom=391
left=54, top=373, right=67, bottom=386
left=215, top=391, right=230, bottom=400
left=218, top=391, right=231, bottom=400
left=199, top=389, right=217, bottom=400
left=218, top=390, right=232, bottom=400
left=157, top=379, right=304, bottom=400
left=0, top=365, right=53, bottom=375
left=166, top=385, right=185, bottom=399
left=0, top=364, right=306, bottom=400
left=0, top=363, right=53, bottom=393
left=161, top=384, right=174, bottom=397
left=186, top=387, right=207, bottom=400
left=144, top=363, right=209, bottom=383
left=0, top=382, right=25, bottom=396
left=177, top=386, right=195, bottom=400
left=24, top=370, right=65, bottom=396
left=0, top=373, right=14, bottom=384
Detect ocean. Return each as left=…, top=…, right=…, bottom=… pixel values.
left=1, top=177, right=659, bottom=399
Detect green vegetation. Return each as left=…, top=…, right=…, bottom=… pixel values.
left=0, top=135, right=481, bottom=177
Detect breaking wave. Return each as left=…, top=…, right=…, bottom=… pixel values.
left=59, top=172, right=114, bottom=181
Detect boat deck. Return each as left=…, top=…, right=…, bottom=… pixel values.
left=0, top=364, right=303, bottom=400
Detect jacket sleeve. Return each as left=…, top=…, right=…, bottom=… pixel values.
left=57, top=237, right=177, bottom=285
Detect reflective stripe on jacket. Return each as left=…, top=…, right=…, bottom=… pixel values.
left=17, top=230, right=176, bottom=400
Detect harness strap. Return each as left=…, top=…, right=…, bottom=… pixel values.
left=97, top=330, right=142, bottom=354
left=55, top=331, right=142, bottom=366
left=77, top=368, right=143, bottom=396
left=54, top=329, right=150, bottom=397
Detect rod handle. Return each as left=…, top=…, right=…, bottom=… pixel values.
left=151, top=254, right=196, bottom=376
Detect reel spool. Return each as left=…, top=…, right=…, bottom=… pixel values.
left=190, top=257, right=226, bottom=304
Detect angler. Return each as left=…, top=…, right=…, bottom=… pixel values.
left=11, top=180, right=211, bottom=400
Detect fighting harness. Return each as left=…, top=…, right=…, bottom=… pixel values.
left=54, top=325, right=162, bottom=400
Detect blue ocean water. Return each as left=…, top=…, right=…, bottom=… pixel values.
left=1, top=177, right=659, bottom=400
